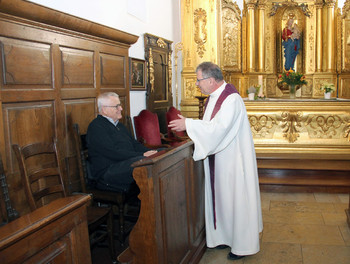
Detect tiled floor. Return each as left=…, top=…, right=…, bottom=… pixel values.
left=199, top=192, right=350, bottom=264
left=91, top=192, right=350, bottom=264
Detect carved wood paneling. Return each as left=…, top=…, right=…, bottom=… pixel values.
left=0, top=37, right=52, bottom=86
left=100, top=53, right=125, bottom=86
left=159, top=159, right=190, bottom=262
left=0, top=1, right=138, bottom=215
left=61, top=47, right=94, bottom=86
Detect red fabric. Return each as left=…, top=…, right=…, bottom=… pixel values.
left=134, top=110, right=162, bottom=146
left=166, top=106, right=186, bottom=140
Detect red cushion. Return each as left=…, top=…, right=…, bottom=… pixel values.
left=134, top=110, right=162, bottom=146
left=166, top=107, right=186, bottom=139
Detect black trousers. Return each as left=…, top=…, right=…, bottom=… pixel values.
left=96, top=156, right=144, bottom=192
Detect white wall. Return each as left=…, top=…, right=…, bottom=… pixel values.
left=29, top=0, right=181, bottom=119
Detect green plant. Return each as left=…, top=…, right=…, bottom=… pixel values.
left=278, top=70, right=307, bottom=86
left=320, top=82, right=335, bottom=93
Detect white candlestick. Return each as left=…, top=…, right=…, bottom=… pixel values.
left=258, top=75, right=263, bottom=87
left=258, top=75, right=264, bottom=96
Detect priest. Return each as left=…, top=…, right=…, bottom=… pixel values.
left=169, top=62, right=263, bottom=260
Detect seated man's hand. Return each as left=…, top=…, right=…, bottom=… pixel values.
left=144, top=150, right=158, bottom=157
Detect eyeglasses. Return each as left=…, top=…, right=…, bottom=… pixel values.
left=103, top=104, right=121, bottom=109
left=196, top=77, right=211, bottom=83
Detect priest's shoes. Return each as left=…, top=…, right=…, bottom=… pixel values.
left=227, top=252, right=245, bottom=261
left=215, top=245, right=229, bottom=249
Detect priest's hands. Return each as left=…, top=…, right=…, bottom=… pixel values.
left=168, top=114, right=186, bottom=132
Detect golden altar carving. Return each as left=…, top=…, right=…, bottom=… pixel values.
left=179, top=0, right=350, bottom=186
left=180, top=0, right=350, bottom=114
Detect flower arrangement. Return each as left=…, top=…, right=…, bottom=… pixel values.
left=279, top=70, right=307, bottom=86
left=247, top=86, right=257, bottom=94
left=320, top=82, right=335, bottom=93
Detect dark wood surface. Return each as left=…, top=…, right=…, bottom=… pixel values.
left=0, top=195, right=92, bottom=264
left=347, top=195, right=350, bottom=228
left=144, top=33, right=173, bottom=135
left=0, top=0, right=137, bottom=220
left=118, top=141, right=206, bottom=264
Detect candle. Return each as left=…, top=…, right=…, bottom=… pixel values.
left=258, top=75, right=263, bottom=87
left=258, top=75, right=264, bottom=97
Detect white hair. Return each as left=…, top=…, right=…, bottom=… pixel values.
left=97, top=92, right=119, bottom=113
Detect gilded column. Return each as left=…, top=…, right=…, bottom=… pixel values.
left=315, top=0, right=323, bottom=72
left=257, top=1, right=265, bottom=72
left=247, top=0, right=256, bottom=72
left=325, top=0, right=336, bottom=72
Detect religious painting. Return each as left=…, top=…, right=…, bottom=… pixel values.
left=130, top=58, right=145, bottom=90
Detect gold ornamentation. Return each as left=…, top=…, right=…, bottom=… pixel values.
left=222, top=1, right=241, bottom=70
left=174, top=42, right=183, bottom=108
left=305, top=114, right=345, bottom=138
left=344, top=120, right=350, bottom=141
left=248, top=115, right=277, bottom=137
left=149, top=48, right=154, bottom=92
left=194, top=8, right=207, bottom=58
left=168, top=52, right=172, bottom=94
left=281, top=111, right=303, bottom=143
left=185, top=79, right=198, bottom=98
left=157, top=38, right=166, bottom=48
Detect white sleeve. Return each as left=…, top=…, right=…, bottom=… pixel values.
left=185, top=94, right=245, bottom=161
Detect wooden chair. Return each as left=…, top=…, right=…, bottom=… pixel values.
left=73, top=123, right=140, bottom=245
left=12, top=140, right=117, bottom=263
left=0, top=152, right=19, bottom=226
left=134, top=109, right=171, bottom=149
left=166, top=106, right=189, bottom=143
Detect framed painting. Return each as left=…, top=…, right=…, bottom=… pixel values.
left=130, top=58, right=146, bottom=90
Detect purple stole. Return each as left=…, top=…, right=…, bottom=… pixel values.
left=204, top=83, right=239, bottom=229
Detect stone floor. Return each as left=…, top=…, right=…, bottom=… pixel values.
left=91, top=191, right=350, bottom=264
left=199, top=192, right=350, bottom=264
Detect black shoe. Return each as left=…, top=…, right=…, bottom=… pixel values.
left=215, top=245, right=229, bottom=249
left=227, top=252, right=245, bottom=260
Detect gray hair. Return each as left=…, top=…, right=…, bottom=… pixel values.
left=196, top=62, right=224, bottom=82
left=97, top=92, right=119, bottom=113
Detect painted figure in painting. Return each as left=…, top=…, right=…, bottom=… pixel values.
left=282, top=18, right=301, bottom=71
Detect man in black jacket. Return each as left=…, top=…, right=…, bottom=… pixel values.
left=87, top=92, right=157, bottom=192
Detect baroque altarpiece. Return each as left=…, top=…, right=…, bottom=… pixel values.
left=179, top=0, right=350, bottom=187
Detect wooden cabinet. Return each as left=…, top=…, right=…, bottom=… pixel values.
left=0, top=0, right=138, bottom=219
left=0, top=195, right=91, bottom=264
left=118, top=141, right=206, bottom=264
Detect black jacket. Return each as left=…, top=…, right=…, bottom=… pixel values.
left=86, top=115, right=149, bottom=181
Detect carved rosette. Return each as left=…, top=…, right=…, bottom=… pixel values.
left=157, top=38, right=166, bottom=49
left=194, top=8, right=207, bottom=58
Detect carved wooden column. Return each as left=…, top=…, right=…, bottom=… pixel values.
left=247, top=0, right=257, bottom=72
left=325, top=0, right=336, bottom=72
left=257, top=1, right=265, bottom=72
left=315, top=0, right=323, bottom=72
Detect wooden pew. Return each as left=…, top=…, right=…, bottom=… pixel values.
left=0, top=195, right=91, bottom=264
left=118, top=140, right=206, bottom=264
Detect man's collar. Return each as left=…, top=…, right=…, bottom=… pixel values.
left=101, top=115, right=119, bottom=126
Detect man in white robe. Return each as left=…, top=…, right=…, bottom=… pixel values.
left=169, top=62, right=263, bottom=260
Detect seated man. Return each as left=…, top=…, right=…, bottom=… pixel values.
left=87, top=92, right=157, bottom=192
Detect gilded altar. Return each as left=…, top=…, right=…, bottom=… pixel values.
left=179, top=0, right=350, bottom=188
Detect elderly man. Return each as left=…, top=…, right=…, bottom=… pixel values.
left=87, top=92, right=157, bottom=192
left=169, top=62, right=263, bottom=260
